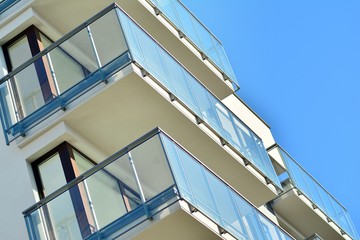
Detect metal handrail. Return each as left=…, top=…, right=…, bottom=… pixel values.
left=22, top=127, right=160, bottom=216
left=0, top=3, right=117, bottom=85
left=24, top=127, right=294, bottom=239
left=272, top=144, right=347, bottom=211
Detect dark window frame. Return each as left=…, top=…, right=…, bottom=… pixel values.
left=2, top=25, right=90, bottom=120
left=32, top=142, right=140, bottom=238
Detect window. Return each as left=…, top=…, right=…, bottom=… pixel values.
left=2, top=25, right=88, bottom=120
left=32, top=142, right=141, bottom=239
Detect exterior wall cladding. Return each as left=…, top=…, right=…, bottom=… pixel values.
left=0, top=1, right=358, bottom=240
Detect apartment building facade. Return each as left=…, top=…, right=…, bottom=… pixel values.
left=0, top=0, right=358, bottom=239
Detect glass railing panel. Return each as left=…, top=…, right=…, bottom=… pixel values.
left=30, top=183, right=95, bottom=240
left=41, top=32, right=93, bottom=95
left=24, top=129, right=291, bottom=240
left=25, top=208, right=48, bottom=240
left=129, top=135, right=175, bottom=200
left=24, top=132, right=176, bottom=240
left=253, top=134, right=278, bottom=183
left=205, top=169, right=249, bottom=239
left=98, top=153, right=143, bottom=216
left=305, top=175, right=326, bottom=211
left=279, top=148, right=359, bottom=239
left=0, top=7, right=132, bottom=144
left=149, top=0, right=239, bottom=88
left=89, top=10, right=129, bottom=67
left=78, top=154, right=129, bottom=231
left=161, top=134, right=291, bottom=240
left=258, top=214, right=291, bottom=240
left=177, top=146, right=221, bottom=223
left=118, top=10, right=281, bottom=188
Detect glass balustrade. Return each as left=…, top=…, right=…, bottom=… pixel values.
left=23, top=129, right=292, bottom=240
left=0, top=4, right=279, bottom=191
left=277, top=147, right=359, bottom=240
left=148, top=0, right=239, bottom=90
left=0, top=6, right=132, bottom=144
left=118, top=9, right=281, bottom=188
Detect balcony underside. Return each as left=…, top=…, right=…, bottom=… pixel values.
left=24, top=0, right=233, bottom=99
left=122, top=201, right=222, bottom=240
left=21, top=64, right=276, bottom=207
left=272, top=189, right=346, bottom=240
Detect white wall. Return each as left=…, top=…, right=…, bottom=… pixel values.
left=0, top=136, right=38, bottom=239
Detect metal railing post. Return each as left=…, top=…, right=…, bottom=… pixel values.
left=86, top=26, right=107, bottom=83
left=127, top=151, right=152, bottom=219
left=45, top=53, right=65, bottom=110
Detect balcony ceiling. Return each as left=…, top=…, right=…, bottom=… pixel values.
left=30, top=0, right=233, bottom=99
left=129, top=207, right=222, bottom=240
left=272, top=189, right=346, bottom=240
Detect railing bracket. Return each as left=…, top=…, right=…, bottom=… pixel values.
left=200, top=52, right=208, bottom=60
left=265, top=177, right=272, bottom=185
left=220, top=138, right=227, bottom=146
left=222, top=72, right=230, bottom=81
left=189, top=205, right=198, bottom=213
left=243, top=158, right=250, bottom=166
left=141, top=68, right=149, bottom=77
left=169, top=93, right=176, bottom=102
left=154, top=7, right=161, bottom=16
left=195, top=116, right=204, bottom=124
left=178, top=30, right=185, bottom=39
left=218, top=226, right=227, bottom=235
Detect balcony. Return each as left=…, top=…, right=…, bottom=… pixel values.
left=268, top=146, right=359, bottom=240
left=145, top=0, right=239, bottom=90
left=23, top=128, right=292, bottom=240
left=0, top=4, right=281, bottom=200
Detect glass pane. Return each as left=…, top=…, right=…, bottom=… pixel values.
left=56, top=28, right=98, bottom=76
left=102, top=155, right=142, bottom=211
left=44, top=189, right=83, bottom=239
left=215, top=102, right=242, bottom=149
left=90, top=10, right=128, bottom=66
left=161, top=52, right=201, bottom=115
left=177, top=148, right=219, bottom=222
left=130, top=20, right=168, bottom=82
left=37, top=153, right=84, bottom=239
left=0, top=82, right=17, bottom=126
left=8, top=37, right=44, bottom=117
left=161, top=135, right=194, bottom=202
left=75, top=151, right=127, bottom=229
left=173, top=1, right=200, bottom=46
left=156, top=0, right=182, bottom=28
left=38, top=153, right=66, bottom=195
left=25, top=209, right=47, bottom=240
left=130, top=135, right=174, bottom=200
left=188, top=79, right=224, bottom=135
left=117, top=10, right=144, bottom=66
left=41, top=34, right=86, bottom=94
left=205, top=171, right=248, bottom=239
left=233, top=194, right=264, bottom=239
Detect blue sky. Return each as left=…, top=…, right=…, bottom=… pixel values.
left=182, top=0, right=360, bottom=234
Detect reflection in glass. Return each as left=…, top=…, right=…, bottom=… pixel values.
left=38, top=153, right=82, bottom=239
left=8, top=36, right=44, bottom=117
